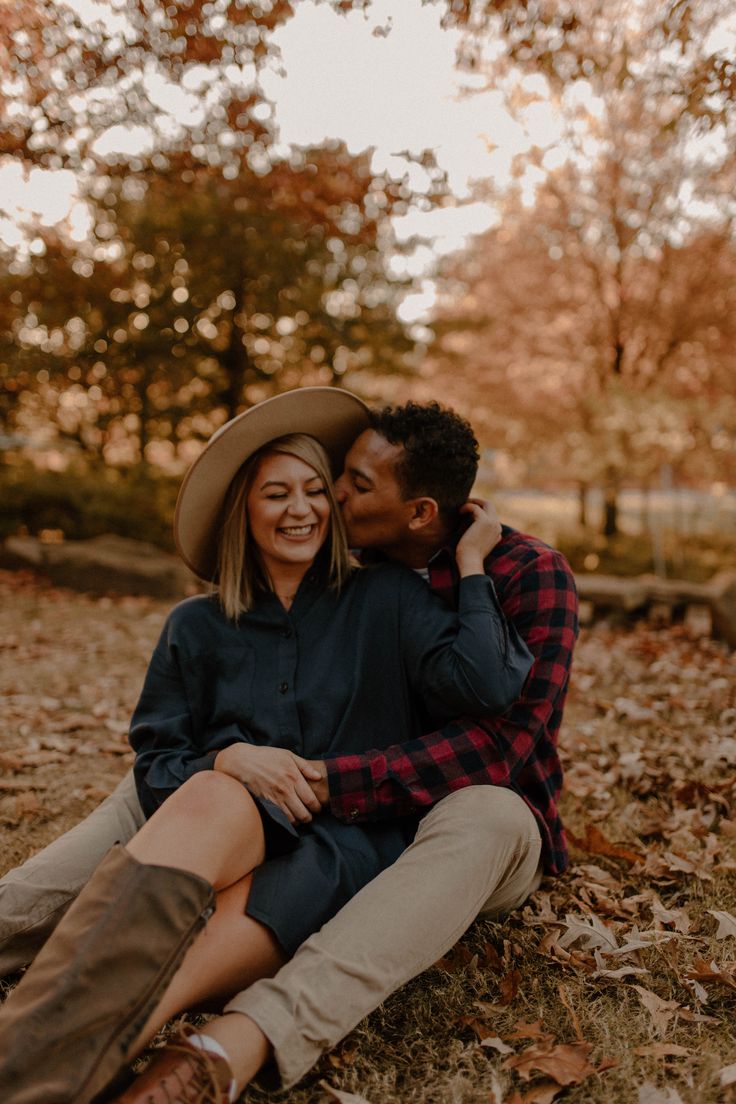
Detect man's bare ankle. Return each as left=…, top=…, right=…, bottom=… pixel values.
left=201, top=1012, right=271, bottom=1088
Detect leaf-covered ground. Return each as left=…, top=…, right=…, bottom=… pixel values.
left=1, top=570, right=735, bottom=1103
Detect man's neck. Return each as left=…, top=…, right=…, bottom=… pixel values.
left=378, top=519, right=454, bottom=570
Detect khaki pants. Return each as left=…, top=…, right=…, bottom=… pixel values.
left=226, top=785, right=542, bottom=1088
left=0, top=775, right=541, bottom=1088
left=0, top=770, right=145, bottom=975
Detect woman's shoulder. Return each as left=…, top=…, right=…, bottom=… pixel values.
left=163, top=593, right=226, bottom=634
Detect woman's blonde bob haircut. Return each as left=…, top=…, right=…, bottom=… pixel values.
left=216, top=433, right=351, bottom=619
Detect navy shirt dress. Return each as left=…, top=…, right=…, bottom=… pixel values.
left=130, top=561, right=532, bottom=954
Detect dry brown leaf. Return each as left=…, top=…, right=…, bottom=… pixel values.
left=0, top=779, right=48, bottom=792
left=651, top=901, right=691, bottom=934
left=503, top=1020, right=555, bottom=1043
left=719, top=1062, right=736, bottom=1087
left=637, top=1082, right=686, bottom=1104
left=632, top=986, right=681, bottom=1037
left=0, top=752, right=25, bottom=770
left=17, top=750, right=66, bottom=766
left=14, top=791, right=41, bottom=818
left=480, top=941, right=505, bottom=972
left=499, top=968, right=522, bottom=1006
left=327, top=1045, right=357, bottom=1070
left=567, top=823, right=644, bottom=865
left=708, top=909, right=736, bottom=939
left=503, top=1042, right=596, bottom=1086
left=479, top=1035, right=514, bottom=1054
left=318, top=1081, right=372, bottom=1104
left=509, top=1082, right=562, bottom=1104
left=99, top=741, right=133, bottom=756
left=558, top=913, right=618, bottom=952
left=434, top=944, right=478, bottom=974
left=593, top=948, right=649, bottom=979
left=633, top=1043, right=690, bottom=1058
left=686, top=958, right=736, bottom=991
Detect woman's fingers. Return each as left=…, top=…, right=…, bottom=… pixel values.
left=214, top=745, right=323, bottom=822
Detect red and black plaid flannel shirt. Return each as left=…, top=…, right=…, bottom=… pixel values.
left=324, top=525, right=579, bottom=875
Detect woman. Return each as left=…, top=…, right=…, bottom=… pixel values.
left=0, top=388, right=531, bottom=1104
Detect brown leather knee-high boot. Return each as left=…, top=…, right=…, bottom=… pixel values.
left=0, top=845, right=215, bottom=1104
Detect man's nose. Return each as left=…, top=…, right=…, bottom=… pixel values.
left=334, top=474, right=348, bottom=504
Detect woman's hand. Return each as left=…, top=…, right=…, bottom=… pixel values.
left=214, top=744, right=324, bottom=824
left=455, top=498, right=502, bottom=577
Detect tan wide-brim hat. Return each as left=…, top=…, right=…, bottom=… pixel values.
left=174, top=386, right=371, bottom=580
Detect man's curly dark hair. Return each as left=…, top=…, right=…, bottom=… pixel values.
left=369, top=401, right=479, bottom=518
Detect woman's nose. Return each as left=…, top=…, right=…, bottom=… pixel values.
left=287, top=493, right=312, bottom=517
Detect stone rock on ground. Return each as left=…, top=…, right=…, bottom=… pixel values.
left=0, top=534, right=198, bottom=599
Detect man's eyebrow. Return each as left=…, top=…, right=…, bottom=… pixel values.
left=346, top=465, right=373, bottom=486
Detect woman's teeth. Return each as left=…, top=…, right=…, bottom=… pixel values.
left=280, top=525, right=313, bottom=536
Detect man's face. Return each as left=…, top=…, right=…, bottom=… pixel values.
left=334, top=429, right=416, bottom=551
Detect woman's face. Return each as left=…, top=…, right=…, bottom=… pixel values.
left=247, top=451, right=331, bottom=578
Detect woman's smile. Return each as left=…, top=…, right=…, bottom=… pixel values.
left=278, top=523, right=318, bottom=538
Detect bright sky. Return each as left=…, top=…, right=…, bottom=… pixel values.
left=0, top=0, right=558, bottom=319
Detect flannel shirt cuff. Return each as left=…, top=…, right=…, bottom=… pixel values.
left=324, top=753, right=383, bottom=821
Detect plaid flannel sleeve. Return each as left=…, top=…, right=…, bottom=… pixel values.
left=324, top=547, right=578, bottom=823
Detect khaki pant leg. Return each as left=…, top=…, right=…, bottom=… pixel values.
left=225, top=785, right=542, bottom=1088
left=0, top=768, right=145, bottom=974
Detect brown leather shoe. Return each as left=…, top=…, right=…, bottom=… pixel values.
left=113, top=1028, right=232, bottom=1103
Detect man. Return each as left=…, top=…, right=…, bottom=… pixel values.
left=0, top=399, right=578, bottom=1100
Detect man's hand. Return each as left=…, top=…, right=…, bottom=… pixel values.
left=214, top=744, right=323, bottom=824
left=455, top=498, right=502, bottom=577
left=302, top=758, right=329, bottom=806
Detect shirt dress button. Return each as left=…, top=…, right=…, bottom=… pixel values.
left=279, top=681, right=289, bottom=694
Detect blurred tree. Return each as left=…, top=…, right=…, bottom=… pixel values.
left=427, top=0, right=736, bottom=533
left=0, top=0, right=441, bottom=466
left=0, top=0, right=373, bottom=172
left=1, top=146, right=424, bottom=465
left=438, top=0, right=736, bottom=131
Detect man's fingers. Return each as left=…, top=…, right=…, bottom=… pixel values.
left=284, top=793, right=313, bottom=824
left=293, top=754, right=323, bottom=781
left=294, top=774, right=322, bottom=813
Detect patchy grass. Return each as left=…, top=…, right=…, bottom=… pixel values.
left=1, top=571, right=735, bottom=1103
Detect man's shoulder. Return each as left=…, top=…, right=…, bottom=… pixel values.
left=488, top=526, right=576, bottom=587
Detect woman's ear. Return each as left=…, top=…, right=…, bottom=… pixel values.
left=407, top=497, right=440, bottom=531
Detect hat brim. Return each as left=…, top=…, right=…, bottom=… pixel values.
left=174, top=387, right=371, bottom=581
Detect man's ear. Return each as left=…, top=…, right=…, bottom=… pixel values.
left=407, top=497, right=440, bottom=531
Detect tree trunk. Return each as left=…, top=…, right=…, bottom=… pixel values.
left=578, top=482, right=589, bottom=528
left=603, top=484, right=619, bottom=537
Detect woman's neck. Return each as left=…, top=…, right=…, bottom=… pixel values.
left=266, top=562, right=314, bottom=610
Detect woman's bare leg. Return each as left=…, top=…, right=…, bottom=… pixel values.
left=122, top=772, right=286, bottom=1076
left=126, top=772, right=266, bottom=890
left=130, top=872, right=286, bottom=1056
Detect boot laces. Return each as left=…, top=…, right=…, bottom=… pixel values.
left=141, top=1031, right=228, bottom=1104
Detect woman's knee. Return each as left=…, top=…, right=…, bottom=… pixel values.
left=166, top=771, right=257, bottom=828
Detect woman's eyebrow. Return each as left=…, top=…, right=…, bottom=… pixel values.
left=259, top=475, right=324, bottom=490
